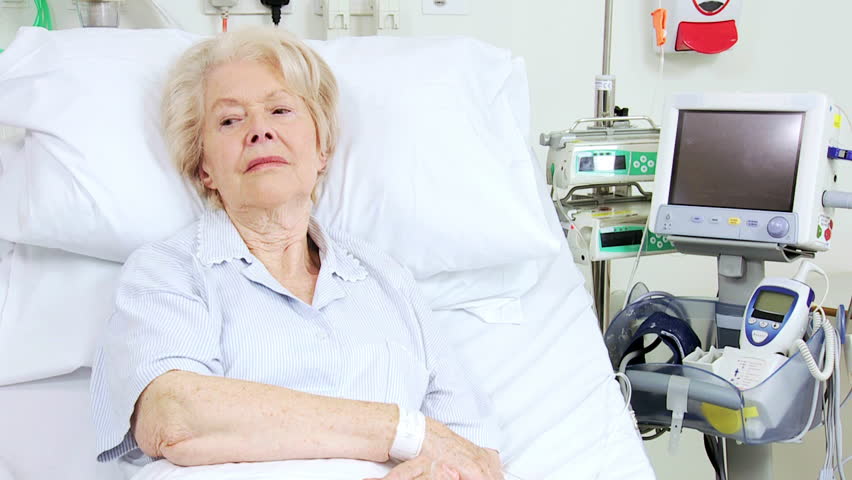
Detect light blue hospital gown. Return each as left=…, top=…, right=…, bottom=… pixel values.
left=90, top=208, right=500, bottom=464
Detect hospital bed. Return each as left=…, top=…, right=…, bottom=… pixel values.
left=0, top=27, right=655, bottom=480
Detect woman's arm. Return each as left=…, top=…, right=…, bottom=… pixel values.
left=133, top=370, right=398, bottom=466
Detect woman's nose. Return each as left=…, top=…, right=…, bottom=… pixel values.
left=246, top=120, right=275, bottom=146
left=248, top=130, right=274, bottom=145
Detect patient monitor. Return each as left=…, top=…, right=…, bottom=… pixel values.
left=643, top=91, right=851, bottom=480
left=650, top=92, right=842, bottom=253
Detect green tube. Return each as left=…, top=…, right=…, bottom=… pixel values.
left=1, top=0, right=54, bottom=54
left=34, top=0, right=54, bottom=30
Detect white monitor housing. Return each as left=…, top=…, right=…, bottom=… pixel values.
left=650, top=92, right=839, bottom=253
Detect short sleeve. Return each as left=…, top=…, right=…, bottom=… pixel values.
left=407, top=282, right=503, bottom=453
left=90, top=243, right=223, bottom=462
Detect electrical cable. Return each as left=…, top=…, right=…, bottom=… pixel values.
left=260, top=0, right=289, bottom=26
left=623, top=215, right=651, bottom=311
left=703, top=434, right=722, bottom=480
left=641, top=428, right=667, bottom=441
left=619, top=338, right=663, bottom=373
left=148, top=0, right=181, bottom=28
left=841, top=386, right=852, bottom=409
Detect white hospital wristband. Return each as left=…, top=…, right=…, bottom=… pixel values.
left=389, top=406, right=426, bottom=462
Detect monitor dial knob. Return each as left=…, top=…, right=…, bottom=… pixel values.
left=767, top=216, right=790, bottom=239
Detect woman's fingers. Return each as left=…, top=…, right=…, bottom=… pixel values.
left=380, top=457, right=427, bottom=480
left=437, top=463, right=461, bottom=480
left=367, top=457, right=462, bottom=480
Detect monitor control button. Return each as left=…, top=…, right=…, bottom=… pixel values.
left=767, top=216, right=790, bottom=238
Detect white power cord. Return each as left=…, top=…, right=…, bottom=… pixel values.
left=623, top=215, right=651, bottom=311
left=794, top=266, right=834, bottom=382
left=796, top=307, right=836, bottom=382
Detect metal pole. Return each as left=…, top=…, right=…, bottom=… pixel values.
left=716, top=256, right=773, bottom=480
left=602, top=0, right=613, bottom=76
left=595, top=0, right=616, bottom=126
left=591, top=260, right=611, bottom=330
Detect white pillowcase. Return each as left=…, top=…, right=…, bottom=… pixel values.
left=0, top=28, right=205, bottom=262
left=311, top=36, right=558, bottom=278
left=0, top=243, right=122, bottom=386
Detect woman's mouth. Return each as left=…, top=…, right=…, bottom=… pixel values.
left=245, top=156, right=289, bottom=172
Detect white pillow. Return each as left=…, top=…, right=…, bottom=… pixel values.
left=311, top=36, right=558, bottom=278
left=0, top=28, right=205, bottom=262
left=0, top=242, right=122, bottom=386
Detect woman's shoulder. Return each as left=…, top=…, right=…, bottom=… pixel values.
left=126, top=220, right=200, bottom=267
left=119, top=220, right=206, bottom=296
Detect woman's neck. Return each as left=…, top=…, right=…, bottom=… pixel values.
left=225, top=202, right=321, bottom=282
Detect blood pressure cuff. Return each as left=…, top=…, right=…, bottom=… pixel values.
left=618, top=311, right=702, bottom=368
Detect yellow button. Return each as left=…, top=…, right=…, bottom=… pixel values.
left=728, top=217, right=741, bottom=225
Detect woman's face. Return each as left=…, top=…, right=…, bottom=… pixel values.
left=200, top=59, right=326, bottom=211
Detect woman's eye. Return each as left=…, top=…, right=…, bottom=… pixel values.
left=273, top=108, right=292, bottom=115
left=220, top=118, right=238, bottom=127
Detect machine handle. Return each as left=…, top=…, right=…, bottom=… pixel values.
left=568, top=115, right=659, bottom=132
left=539, top=115, right=660, bottom=147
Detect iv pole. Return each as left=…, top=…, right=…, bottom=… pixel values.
left=590, top=0, right=616, bottom=327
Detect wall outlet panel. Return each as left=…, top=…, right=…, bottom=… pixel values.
left=313, top=0, right=373, bottom=16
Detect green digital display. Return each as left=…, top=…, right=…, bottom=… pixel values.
left=754, top=291, right=795, bottom=315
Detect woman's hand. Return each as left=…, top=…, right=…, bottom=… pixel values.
left=369, top=418, right=503, bottom=480
left=365, top=456, right=461, bottom=480
left=420, top=418, right=503, bottom=480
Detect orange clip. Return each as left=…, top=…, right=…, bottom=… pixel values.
left=651, top=8, right=667, bottom=47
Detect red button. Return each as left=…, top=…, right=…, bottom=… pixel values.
left=825, top=229, right=832, bottom=241
left=830, top=220, right=834, bottom=229
left=675, top=20, right=739, bottom=54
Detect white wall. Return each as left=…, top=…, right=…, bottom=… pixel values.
left=2, top=0, right=851, bottom=478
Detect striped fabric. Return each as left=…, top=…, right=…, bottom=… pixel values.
left=90, top=208, right=499, bottom=464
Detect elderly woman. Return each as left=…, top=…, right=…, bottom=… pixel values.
left=90, top=28, right=503, bottom=480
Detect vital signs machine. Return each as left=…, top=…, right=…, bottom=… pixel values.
left=650, top=92, right=841, bottom=256
left=630, top=91, right=852, bottom=479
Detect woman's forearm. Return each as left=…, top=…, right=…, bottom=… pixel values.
left=133, top=370, right=398, bottom=466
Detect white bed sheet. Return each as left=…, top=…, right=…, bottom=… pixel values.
left=0, top=368, right=121, bottom=480
left=0, top=245, right=653, bottom=480
left=432, top=243, right=654, bottom=480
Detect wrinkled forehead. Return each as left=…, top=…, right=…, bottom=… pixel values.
left=203, top=59, right=306, bottom=115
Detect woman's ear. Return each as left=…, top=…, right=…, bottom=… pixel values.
left=318, top=151, right=328, bottom=174
left=199, top=161, right=216, bottom=189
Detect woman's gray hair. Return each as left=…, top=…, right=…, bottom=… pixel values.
left=162, top=28, right=339, bottom=208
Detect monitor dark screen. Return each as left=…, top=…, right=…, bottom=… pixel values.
left=669, top=110, right=804, bottom=212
